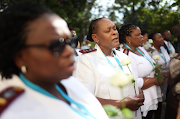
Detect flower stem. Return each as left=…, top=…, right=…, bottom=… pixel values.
left=127, top=65, right=137, bottom=117
left=134, top=84, right=137, bottom=96
left=120, top=87, right=126, bottom=109
left=127, top=65, right=132, bottom=74
left=127, top=65, right=137, bottom=96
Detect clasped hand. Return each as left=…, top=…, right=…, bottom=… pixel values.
left=122, top=89, right=144, bottom=111
left=154, top=77, right=164, bottom=86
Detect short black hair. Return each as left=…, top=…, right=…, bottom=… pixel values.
left=87, top=17, right=104, bottom=42
left=141, top=30, right=148, bottom=35
left=161, top=30, right=169, bottom=36
left=148, top=32, right=159, bottom=40
left=0, top=2, right=54, bottom=79
left=118, top=24, right=138, bottom=44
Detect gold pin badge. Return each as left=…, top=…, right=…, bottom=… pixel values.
left=13, top=87, right=24, bottom=91
left=0, top=97, right=7, bottom=106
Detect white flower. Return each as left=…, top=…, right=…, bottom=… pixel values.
left=148, top=39, right=153, bottom=44
left=173, top=53, right=178, bottom=57
left=153, top=54, right=161, bottom=60
left=87, top=43, right=92, bottom=47
left=109, top=69, right=133, bottom=87
left=120, top=57, right=131, bottom=66
left=144, top=44, right=147, bottom=49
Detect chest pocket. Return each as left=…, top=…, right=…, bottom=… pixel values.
left=95, top=62, right=130, bottom=100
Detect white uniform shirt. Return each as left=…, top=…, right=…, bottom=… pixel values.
left=0, top=75, right=108, bottom=119
left=148, top=46, right=170, bottom=72
left=143, top=42, right=152, bottom=51
left=148, top=46, right=170, bottom=101
left=74, top=44, right=141, bottom=119
left=120, top=47, right=162, bottom=117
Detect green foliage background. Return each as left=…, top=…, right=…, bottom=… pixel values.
left=0, top=0, right=179, bottom=42
left=113, top=0, right=180, bottom=41
left=0, top=0, right=96, bottom=43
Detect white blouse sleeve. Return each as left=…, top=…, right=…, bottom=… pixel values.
left=129, top=54, right=144, bottom=88
left=73, top=55, right=96, bottom=94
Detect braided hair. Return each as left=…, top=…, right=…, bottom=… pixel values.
left=87, top=17, right=104, bottom=42
left=118, top=24, right=138, bottom=44
left=0, top=2, right=54, bottom=79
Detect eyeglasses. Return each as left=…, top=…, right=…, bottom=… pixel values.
left=23, top=36, right=78, bottom=56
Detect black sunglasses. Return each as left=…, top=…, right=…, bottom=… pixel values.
left=23, top=36, right=78, bottom=56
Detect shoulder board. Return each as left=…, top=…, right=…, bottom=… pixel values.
left=175, top=53, right=180, bottom=60
left=0, top=86, right=24, bottom=115
left=115, top=47, right=120, bottom=51
left=79, top=48, right=97, bottom=54
left=123, top=49, right=130, bottom=55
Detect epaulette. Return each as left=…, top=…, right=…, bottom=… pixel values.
left=79, top=48, right=97, bottom=54
left=175, top=53, right=180, bottom=60
left=0, top=86, right=25, bottom=115
left=123, top=49, right=130, bottom=55
left=115, top=47, right=120, bottom=51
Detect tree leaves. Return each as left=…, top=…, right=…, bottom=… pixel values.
left=113, top=0, right=180, bottom=38
left=0, top=0, right=96, bottom=43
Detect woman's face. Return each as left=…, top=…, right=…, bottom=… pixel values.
left=153, top=33, right=164, bottom=47
left=92, top=18, right=119, bottom=49
left=143, top=33, right=148, bottom=42
left=16, top=14, right=75, bottom=83
left=127, top=27, right=144, bottom=47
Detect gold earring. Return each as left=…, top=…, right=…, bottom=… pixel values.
left=21, top=66, right=27, bottom=73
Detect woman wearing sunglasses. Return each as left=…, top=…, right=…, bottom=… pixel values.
left=74, top=18, right=144, bottom=119
left=118, top=24, right=164, bottom=119
left=0, top=2, right=109, bottom=119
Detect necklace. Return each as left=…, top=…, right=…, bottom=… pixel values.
left=19, top=73, right=96, bottom=119
left=103, top=50, right=123, bottom=70
left=158, top=48, right=167, bottom=65
left=124, top=44, right=155, bottom=68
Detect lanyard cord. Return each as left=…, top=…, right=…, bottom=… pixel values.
left=165, top=42, right=172, bottom=53
left=158, top=48, right=167, bottom=65
left=74, top=54, right=78, bottom=59
left=55, top=85, right=96, bottom=119
left=124, top=44, right=139, bottom=56
left=19, top=73, right=96, bottom=119
left=103, top=51, right=123, bottom=70
left=124, top=44, right=155, bottom=68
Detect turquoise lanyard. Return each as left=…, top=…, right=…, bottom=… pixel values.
left=158, top=48, right=167, bottom=65
left=165, top=42, right=172, bottom=53
left=124, top=44, right=155, bottom=68
left=19, top=73, right=96, bottom=119
left=103, top=51, right=123, bottom=70
left=74, top=54, right=78, bottom=59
